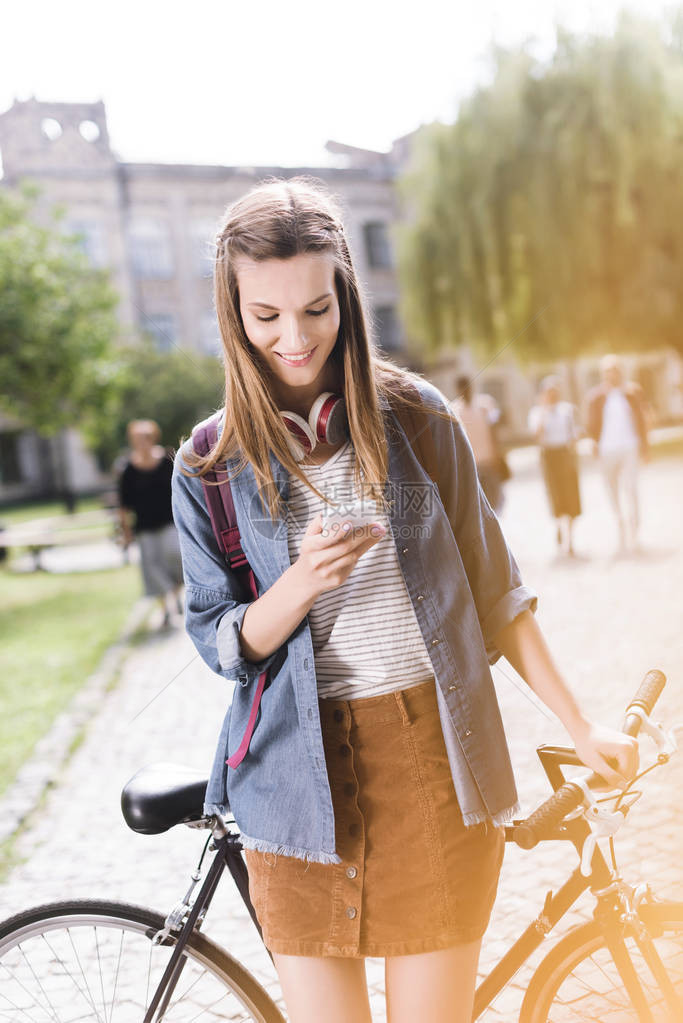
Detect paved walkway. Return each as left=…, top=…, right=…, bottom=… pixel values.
left=1, top=452, right=682, bottom=1021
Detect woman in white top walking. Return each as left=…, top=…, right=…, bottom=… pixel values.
left=528, top=376, right=582, bottom=557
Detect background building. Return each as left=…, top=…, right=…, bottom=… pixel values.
left=0, top=98, right=412, bottom=502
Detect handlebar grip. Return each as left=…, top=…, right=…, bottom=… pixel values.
left=625, top=670, right=666, bottom=720
left=513, top=782, right=584, bottom=850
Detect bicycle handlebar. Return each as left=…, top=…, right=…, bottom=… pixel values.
left=512, top=670, right=667, bottom=850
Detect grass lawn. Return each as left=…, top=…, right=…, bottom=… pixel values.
left=0, top=563, right=141, bottom=798
left=0, top=496, right=104, bottom=527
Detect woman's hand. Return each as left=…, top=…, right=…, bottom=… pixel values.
left=569, top=720, right=640, bottom=790
left=293, top=512, right=386, bottom=598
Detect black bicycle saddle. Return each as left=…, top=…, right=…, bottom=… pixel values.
left=121, top=762, right=212, bottom=834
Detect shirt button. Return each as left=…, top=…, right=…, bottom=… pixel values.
left=339, top=745, right=351, bottom=757
left=402, top=547, right=409, bottom=555
left=304, top=658, right=309, bottom=669
left=333, top=709, right=344, bottom=723
left=416, top=594, right=424, bottom=601
left=465, top=729, right=472, bottom=737
left=431, top=638, right=439, bottom=646
left=344, top=782, right=355, bottom=797
left=448, top=684, right=457, bottom=691
left=346, top=906, right=357, bottom=919
left=346, top=866, right=358, bottom=879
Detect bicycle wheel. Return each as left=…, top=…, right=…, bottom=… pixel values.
left=0, top=899, right=285, bottom=1023
left=520, top=901, right=683, bottom=1022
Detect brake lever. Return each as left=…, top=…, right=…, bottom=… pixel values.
left=627, top=709, right=679, bottom=759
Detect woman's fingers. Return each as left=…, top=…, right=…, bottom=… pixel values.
left=574, top=727, right=639, bottom=789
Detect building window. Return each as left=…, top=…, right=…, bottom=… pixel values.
left=192, top=219, right=219, bottom=278
left=128, top=218, right=174, bottom=279
left=374, top=305, right=401, bottom=351
left=363, top=222, right=393, bottom=268
left=63, top=219, right=108, bottom=268
left=198, top=311, right=221, bottom=355
left=0, top=431, right=22, bottom=485
left=143, top=313, right=177, bottom=351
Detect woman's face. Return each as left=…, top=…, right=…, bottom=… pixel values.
left=235, top=252, right=341, bottom=409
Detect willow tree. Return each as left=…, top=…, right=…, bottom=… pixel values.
left=397, top=13, right=683, bottom=362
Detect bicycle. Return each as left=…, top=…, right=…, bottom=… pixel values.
left=1, top=669, right=681, bottom=1021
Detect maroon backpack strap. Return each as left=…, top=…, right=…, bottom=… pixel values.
left=190, top=413, right=266, bottom=769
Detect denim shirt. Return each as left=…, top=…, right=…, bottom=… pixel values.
left=171, top=378, right=538, bottom=864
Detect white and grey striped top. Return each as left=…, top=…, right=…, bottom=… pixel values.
left=286, top=440, right=435, bottom=699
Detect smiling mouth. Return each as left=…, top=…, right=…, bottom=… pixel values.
left=276, top=347, right=317, bottom=364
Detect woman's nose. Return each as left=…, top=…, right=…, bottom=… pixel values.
left=280, top=316, right=308, bottom=350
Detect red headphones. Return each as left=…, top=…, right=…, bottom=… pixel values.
left=281, top=392, right=349, bottom=462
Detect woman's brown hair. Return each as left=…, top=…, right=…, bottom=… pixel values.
left=181, top=175, right=457, bottom=521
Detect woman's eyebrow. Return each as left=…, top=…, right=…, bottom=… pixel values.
left=247, top=292, right=332, bottom=311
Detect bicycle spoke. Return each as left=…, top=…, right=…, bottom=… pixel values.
left=0, top=990, right=48, bottom=1023
left=1, top=957, right=58, bottom=1023
left=145, top=935, right=153, bottom=1015
left=0, top=906, right=281, bottom=1023
left=634, top=930, right=683, bottom=1016
left=94, top=928, right=108, bottom=1023
left=0, top=983, right=49, bottom=1023
left=106, top=929, right=125, bottom=1023
left=18, top=944, right=60, bottom=1023
left=67, top=928, right=106, bottom=1023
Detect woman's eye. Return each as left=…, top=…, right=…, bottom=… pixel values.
left=307, top=305, right=329, bottom=317
left=256, top=313, right=278, bottom=323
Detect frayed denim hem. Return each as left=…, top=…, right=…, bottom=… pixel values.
left=239, top=831, right=342, bottom=865
left=462, top=801, right=521, bottom=828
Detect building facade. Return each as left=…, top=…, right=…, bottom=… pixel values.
left=0, top=98, right=410, bottom=501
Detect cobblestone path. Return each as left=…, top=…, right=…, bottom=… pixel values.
left=1, top=453, right=681, bottom=1021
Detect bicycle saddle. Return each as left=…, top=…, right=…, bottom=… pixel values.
left=121, top=762, right=211, bottom=834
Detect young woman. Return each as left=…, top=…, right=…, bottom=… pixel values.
left=527, top=377, right=583, bottom=558
left=171, top=178, right=637, bottom=1023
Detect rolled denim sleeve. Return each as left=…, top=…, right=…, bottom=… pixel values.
left=421, top=382, right=538, bottom=664
left=171, top=443, right=279, bottom=687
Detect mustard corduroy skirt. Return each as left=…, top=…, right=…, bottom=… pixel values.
left=243, top=676, right=505, bottom=957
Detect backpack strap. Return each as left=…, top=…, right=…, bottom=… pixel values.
left=191, top=413, right=266, bottom=770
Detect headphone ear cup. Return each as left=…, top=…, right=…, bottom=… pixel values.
left=281, top=411, right=316, bottom=462
left=309, top=392, right=349, bottom=446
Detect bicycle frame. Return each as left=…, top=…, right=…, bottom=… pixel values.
left=474, top=744, right=681, bottom=1020
left=142, top=821, right=269, bottom=1023
left=141, top=742, right=679, bottom=1022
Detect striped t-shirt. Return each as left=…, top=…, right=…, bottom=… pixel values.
left=286, top=440, right=435, bottom=699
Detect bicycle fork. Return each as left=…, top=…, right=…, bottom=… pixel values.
left=595, top=884, right=683, bottom=1021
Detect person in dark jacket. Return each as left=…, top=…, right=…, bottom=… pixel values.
left=117, top=419, right=184, bottom=626
left=585, top=356, right=650, bottom=554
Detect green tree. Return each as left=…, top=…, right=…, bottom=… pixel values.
left=397, top=12, right=683, bottom=362
left=0, top=183, right=121, bottom=432
left=90, top=343, right=225, bottom=469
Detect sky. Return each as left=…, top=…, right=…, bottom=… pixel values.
left=1, top=0, right=677, bottom=170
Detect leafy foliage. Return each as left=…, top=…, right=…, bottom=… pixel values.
left=89, top=343, right=225, bottom=468
left=397, top=13, right=683, bottom=361
left=0, top=184, right=121, bottom=432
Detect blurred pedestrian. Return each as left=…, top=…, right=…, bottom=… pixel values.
left=117, top=419, right=184, bottom=626
left=528, top=376, right=582, bottom=557
left=452, top=375, right=508, bottom=514
left=586, top=355, right=650, bottom=554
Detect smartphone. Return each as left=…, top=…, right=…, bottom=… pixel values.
left=321, top=499, right=384, bottom=537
